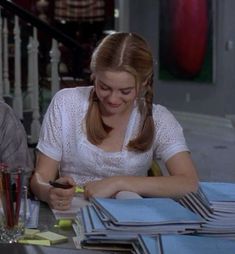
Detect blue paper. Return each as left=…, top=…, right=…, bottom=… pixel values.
left=162, top=235, right=235, bottom=254
left=200, top=182, right=235, bottom=202
left=139, top=234, right=235, bottom=254
left=92, top=198, right=203, bottom=225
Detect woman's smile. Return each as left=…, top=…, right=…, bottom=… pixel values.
left=107, top=102, right=122, bottom=108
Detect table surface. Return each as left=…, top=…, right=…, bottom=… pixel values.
left=0, top=243, right=109, bottom=254
left=0, top=201, right=125, bottom=254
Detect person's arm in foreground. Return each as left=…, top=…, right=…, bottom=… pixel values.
left=30, top=151, right=76, bottom=210
left=0, top=104, right=33, bottom=169
left=84, top=151, right=198, bottom=199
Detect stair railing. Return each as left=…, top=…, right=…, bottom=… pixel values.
left=0, top=0, right=84, bottom=145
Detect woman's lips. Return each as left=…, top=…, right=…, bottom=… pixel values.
left=107, top=103, right=121, bottom=108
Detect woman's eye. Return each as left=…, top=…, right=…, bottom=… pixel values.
left=121, top=90, right=131, bottom=95
left=100, top=85, right=109, bottom=91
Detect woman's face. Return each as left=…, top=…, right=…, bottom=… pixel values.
left=95, top=71, right=138, bottom=116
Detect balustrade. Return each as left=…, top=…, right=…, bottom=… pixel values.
left=0, top=2, right=62, bottom=144
left=0, top=0, right=99, bottom=145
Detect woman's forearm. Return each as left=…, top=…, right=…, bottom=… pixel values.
left=31, top=152, right=60, bottom=203
left=30, top=172, right=52, bottom=203
left=117, top=174, right=198, bottom=198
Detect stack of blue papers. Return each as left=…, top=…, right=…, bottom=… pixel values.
left=136, top=234, right=235, bottom=254
left=78, top=197, right=204, bottom=248
left=178, top=181, right=235, bottom=238
left=91, top=197, right=203, bottom=226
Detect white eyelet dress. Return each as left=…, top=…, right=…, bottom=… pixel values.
left=37, top=86, right=189, bottom=186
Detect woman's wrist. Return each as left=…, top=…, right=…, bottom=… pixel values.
left=113, top=175, right=133, bottom=193
left=34, top=176, right=52, bottom=203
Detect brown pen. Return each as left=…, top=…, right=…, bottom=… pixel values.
left=49, top=180, right=72, bottom=189
left=49, top=180, right=84, bottom=193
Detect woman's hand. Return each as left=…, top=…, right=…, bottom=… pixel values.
left=48, top=176, right=76, bottom=210
left=84, top=176, right=122, bottom=199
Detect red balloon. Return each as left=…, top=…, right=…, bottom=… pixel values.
left=161, top=0, right=209, bottom=78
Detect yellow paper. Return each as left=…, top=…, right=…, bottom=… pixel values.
left=75, top=186, right=84, bottom=193
left=24, top=228, right=41, bottom=238
left=35, top=231, right=68, bottom=244
left=57, top=219, right=72, bottom=229
left=18, top=239, right=51, bottom=246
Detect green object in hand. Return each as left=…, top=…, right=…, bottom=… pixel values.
left=75, top=186, right=84, bottom=193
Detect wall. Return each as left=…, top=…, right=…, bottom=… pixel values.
left=127, top=0, right=235, bottom=117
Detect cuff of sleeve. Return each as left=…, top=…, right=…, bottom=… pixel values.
left=161, top=145, right=190, bottom=163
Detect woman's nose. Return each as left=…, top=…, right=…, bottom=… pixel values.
left=107, top=92, right=120, bottom=103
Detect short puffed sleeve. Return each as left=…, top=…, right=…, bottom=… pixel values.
left=153, top=105, right=189, bottom=162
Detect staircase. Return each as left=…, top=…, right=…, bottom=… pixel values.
left=0, top=0, right=87, bottom=145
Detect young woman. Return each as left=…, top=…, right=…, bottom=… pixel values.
left=30, top=32, right=198, bottom=210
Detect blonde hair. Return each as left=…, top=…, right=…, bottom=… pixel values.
left=86, top=32, right=154, bottom=151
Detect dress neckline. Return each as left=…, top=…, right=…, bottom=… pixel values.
left=82, top=104, right=139, bottom=155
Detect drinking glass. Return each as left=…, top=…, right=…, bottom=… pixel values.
left=0, top=167, right=27, bottom=243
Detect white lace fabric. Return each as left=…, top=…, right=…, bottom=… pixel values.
left=37, top=86, right=189, bottom=186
